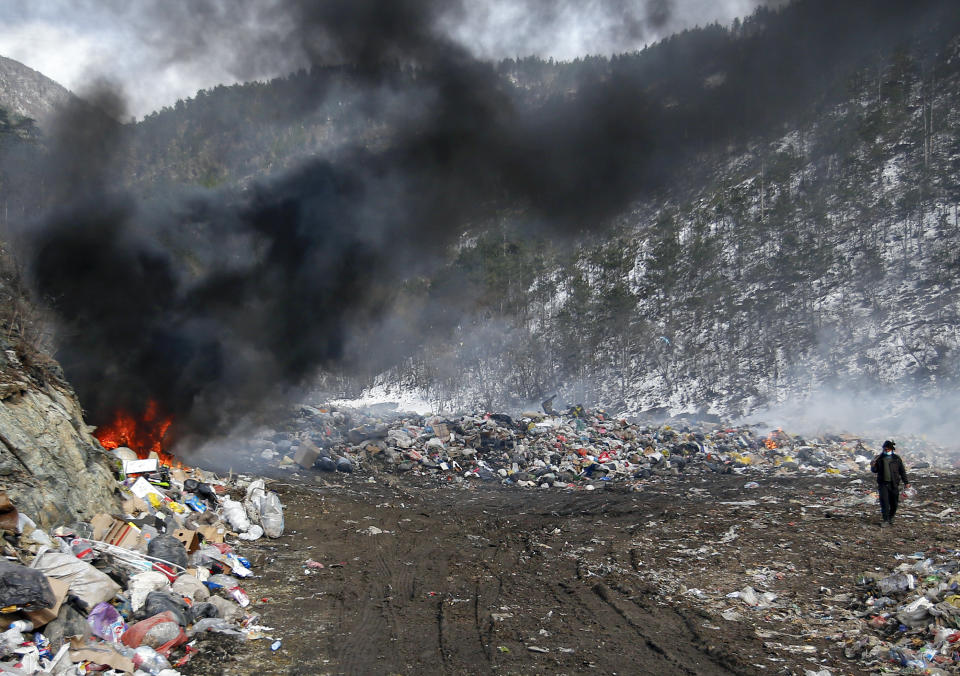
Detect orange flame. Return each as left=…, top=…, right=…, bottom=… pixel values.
left=94, top=400, right=180, bottom=467
left=764, top=427, right=784, bottom=450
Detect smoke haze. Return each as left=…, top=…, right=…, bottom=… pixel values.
left=20, top=0, right=960, bottom=446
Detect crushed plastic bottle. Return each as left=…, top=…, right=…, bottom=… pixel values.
left=132, top=645, right=172, bottom=675
left=70, top=539, right=96, bottom=561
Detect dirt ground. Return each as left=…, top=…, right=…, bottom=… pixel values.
left=180, top=468, right=960, bottom=676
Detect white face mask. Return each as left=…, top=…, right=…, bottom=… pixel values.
left=884, top=450, right=893, bottom=455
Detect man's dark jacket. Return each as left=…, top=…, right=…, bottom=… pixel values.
left=870, top=452, right=908, bottom=488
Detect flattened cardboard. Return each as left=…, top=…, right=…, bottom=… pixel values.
left=294, top=440, right=321, bottom=468
left=197, top=524, right=225, bottom=543
left=24, top=576, right=70, bottom=628
left=69, top=637, right=134, bottom=674
left=90, top=513, right=114, bottom=541
left=172, top=527, right=200, bottom=553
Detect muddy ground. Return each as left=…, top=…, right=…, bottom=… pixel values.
left=180, top=469, right=960, bottom=676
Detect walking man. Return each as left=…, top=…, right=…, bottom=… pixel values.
left=870, top=440, right=909, bottom=527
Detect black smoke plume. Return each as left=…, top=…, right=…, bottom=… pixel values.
left=25, top=0, right=960, bottom=444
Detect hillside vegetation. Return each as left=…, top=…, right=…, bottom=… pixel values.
left=4, top=0, right=960, bottom=426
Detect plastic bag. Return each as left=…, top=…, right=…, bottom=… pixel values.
left=0, top=558, right=56, bottom=610
left=147, top=535, right=188, bottom=570
left=206, top=595, right=241, bottom=622
left=258, top=492, right=284, bottom=538
left=188, top=602, right=220, bottom=622
left=171, top=574, right=209, bottom=602
left=131, top=645, right=172, bottom=675
left=898, top=597, right=934, bottom=628
left=243, top=480, right=283, bottom=538
left=128, top=571, right=171, bottom=612
left=29, top=549, right=120, bottom=608
left=902, top=484, right=917, bottom=499
left=188, top=617, right=243, bottom=637
left=878, top=572, right=915, bottom=595
left=121, top=611, right=188, bottom=654
left=244, top=480, right=267, bottom=524
left=87, top=601, right=126, bottom=642
left=0, top=626, right=25, bottom=653
left=221, top=498, right=251, bottom=532
left=183, top=479, right=218, bottom=505
left=238, top=524, right=264, bottom=541
left=142, top=590, right=190, bottom=626
left=197, top=547, right=251, bottom=578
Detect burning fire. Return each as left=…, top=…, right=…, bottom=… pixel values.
left=94, top=400, right=179, bottom=467
left=764, top=428, right=784, bottom=450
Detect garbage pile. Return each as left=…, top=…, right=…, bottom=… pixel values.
left=845, top=550, right=960, bottom=671
left=0, top=450, right=284, bottom=675
left=258, top=405, right=948, bottom=486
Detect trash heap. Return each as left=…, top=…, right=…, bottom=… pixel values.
left=260, top=405, right=947, bottom=485
left=845, top=551, right=960, bottom=671
left=0, top=449, right=284, bottom=675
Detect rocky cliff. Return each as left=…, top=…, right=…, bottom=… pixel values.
left=0, top=55, right=72, bottom=127
left=0, top=269, right=118, bottom=528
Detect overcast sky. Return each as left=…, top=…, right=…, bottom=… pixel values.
left=0, top=0, right=772, bottom=120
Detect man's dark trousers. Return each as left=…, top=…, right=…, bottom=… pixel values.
left=878, top=481, right=899, bottom=522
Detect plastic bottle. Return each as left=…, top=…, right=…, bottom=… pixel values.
left=132, top=646, right=172, bottom=675
left=70, top=538, right=96, bottom=561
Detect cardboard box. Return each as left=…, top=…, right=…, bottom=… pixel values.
left=91, top=513, right=114, bottom=541
left=123, top=458, right=158, bottom=475
left=172, top=527, right=200, bottom=553
left=24, top=577, right=69, bottom=628
left=294, top=440, right=321, bottom=468
left=197, top=524, right=225, bottom=543
left=104, top=519, right=141, bottom=549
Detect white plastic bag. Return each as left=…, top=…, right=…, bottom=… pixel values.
left=258, top=492, right=284, bottom=538
left=237, top=525, right=264, bottom=541
left=243, top=480, right=283, bottom=538
left=128, top=571, right=171, bottom=611
left=221, top=498, right=251, bottom=532
left=897, top=597, right=933, bottom=627
left=30, top=549, right=121, bottom=607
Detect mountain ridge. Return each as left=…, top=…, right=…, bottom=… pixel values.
left=0, top=54, right=72, bottom=127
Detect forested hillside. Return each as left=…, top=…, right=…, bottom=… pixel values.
left=388, top=35, right=960, bottom=420
left=6, top=0, right=960, bottom=432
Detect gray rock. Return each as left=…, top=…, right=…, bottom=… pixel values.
left=0, top=375, right=118, bottom=528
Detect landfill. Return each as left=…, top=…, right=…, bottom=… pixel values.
left=240, top=403, right=960, bottom=674
left=4, top=402, right=960, bottom=674
left=254, top=404, right=945, bottom=489
left=0, top=450, right=285, bottom=675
